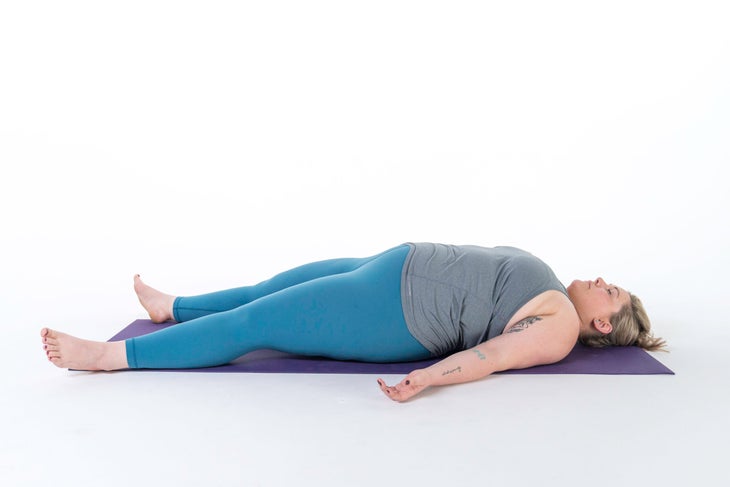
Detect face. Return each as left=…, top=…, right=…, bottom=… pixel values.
left=567, top=277, right=631, bottom=335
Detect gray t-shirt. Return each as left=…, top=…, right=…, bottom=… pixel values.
left=400, top=242, right=567, bottom=356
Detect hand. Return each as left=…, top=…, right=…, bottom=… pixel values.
left=377, top=369, right=431, bottom=402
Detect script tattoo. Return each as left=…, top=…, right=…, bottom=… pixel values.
left=442, top=366, right=462, bottom=376
left=471, top=348, right=486, bottom=360
left=506, top=315, right=543, bottom=333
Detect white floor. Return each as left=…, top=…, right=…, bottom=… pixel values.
left=3, top=2, right=730, bottom=486
left=3, top=291, right=729, bottom=487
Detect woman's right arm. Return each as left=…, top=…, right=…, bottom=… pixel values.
left=376, top=345, right=498, bottom=402
left=378, top=312, right=578, bottom=401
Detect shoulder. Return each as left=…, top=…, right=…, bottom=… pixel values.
left=504, top=290, right=577, bottom=334
left=485, top=292, right=579, bottom=370
left=482, top=307, right=579, bottom=371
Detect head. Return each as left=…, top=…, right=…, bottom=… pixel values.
left=567, top=278, right=666, bottom=352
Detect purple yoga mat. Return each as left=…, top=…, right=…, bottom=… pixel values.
left=109, top=320, right=674, bottom=375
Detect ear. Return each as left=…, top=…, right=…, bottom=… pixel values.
left=592, top=318, right=613, bottom=335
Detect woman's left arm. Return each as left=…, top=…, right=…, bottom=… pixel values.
left=378, top=313, right=578, bottom=402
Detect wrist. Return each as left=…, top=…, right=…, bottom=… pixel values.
left=422, top=367, right=437, bottom=387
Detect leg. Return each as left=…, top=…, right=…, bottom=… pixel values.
left=171, top=251, right=397, bottom=322
left=135, top=252, right=389, bottom=323
left=126, top=245, right=431, bottom=369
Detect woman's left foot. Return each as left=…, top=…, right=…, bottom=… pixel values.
left=134, top=274, right=176, bottom=323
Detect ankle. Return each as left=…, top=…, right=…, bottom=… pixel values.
left=168, top=296, right=177, bottom=322
left=100, top=341, right=129, bottom=371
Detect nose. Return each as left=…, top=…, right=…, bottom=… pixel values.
left=595, top=277, right=607, bottom=287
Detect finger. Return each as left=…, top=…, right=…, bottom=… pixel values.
left=386, top=388, right=404, bottom=401
left=389, top=389, right=409, bottom=402
left=379, top=379, right=401, bottom=395
left=376, top=379, right=393, bottom=396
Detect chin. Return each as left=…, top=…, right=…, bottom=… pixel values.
left=566, top=280, right=584, bottom=303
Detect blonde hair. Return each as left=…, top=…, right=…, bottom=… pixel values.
left=580, top=293, right=667, bottom=352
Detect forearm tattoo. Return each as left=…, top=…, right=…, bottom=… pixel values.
left=507, top=315, right=543, bottom=333
left=442, top=366, right=462, bottom=376
left=471, top=348, right=486, bottom=360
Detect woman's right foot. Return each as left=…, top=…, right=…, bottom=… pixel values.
left=41, top=328, right=128, bottom=371
left=134, top=274, right=176, bottom=323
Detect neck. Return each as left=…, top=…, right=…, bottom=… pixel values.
left=577, top=320, right=593, bottom=341
left=568, top=297, right=592, bottom=341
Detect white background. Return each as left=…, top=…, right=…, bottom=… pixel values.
left=2, top=1, right=729, bottom=486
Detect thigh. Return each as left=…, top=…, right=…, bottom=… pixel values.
left=238, top=244, right=429, bottom=362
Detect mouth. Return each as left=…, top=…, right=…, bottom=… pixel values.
left=588, top=281, right=591, bottom=289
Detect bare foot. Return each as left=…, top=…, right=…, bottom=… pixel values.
left=134, top=274, right=176, bottom=323
left=41, top=328, right=128, bottom=371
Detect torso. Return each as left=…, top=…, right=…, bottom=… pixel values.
left=401, top=242, right=580, bottom=356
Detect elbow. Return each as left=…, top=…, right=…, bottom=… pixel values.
left=489, top=349, right=514, bottom=374
left=491, top=342, right=571, bottom=372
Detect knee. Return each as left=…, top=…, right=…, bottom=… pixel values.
left=227, top=304, right=255, bottom=325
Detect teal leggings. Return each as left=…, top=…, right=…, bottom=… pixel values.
left=125, top=244, right=431, bottom=368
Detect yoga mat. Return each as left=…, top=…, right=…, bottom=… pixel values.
left=109, top=320, right=674, bottom=375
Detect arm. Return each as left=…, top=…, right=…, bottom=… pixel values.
left=378, top=313, right=578, bottom=402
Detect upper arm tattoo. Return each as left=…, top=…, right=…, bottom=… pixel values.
left=506, top=315, right=542, bottom=333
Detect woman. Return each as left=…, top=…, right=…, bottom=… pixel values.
left=40, top=242, right=665, bottom=402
